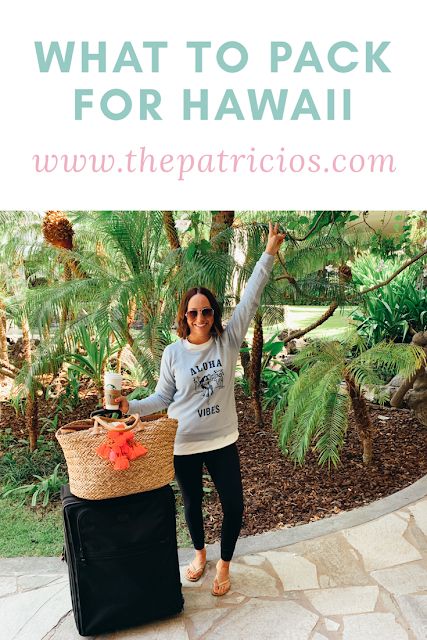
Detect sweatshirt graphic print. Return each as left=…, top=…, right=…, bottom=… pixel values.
left=128, top=252, right=275, bottom=451
left=191, top=358, right=224, bottom=402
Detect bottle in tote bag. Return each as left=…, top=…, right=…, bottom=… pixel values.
left=104, top=372, right=122, bottom=410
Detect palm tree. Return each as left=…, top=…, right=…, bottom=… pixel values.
left=275, top=332, right=426, bottom=466
left=250, top=311, right=264, bottom=425
left=162, top=211, right=181, bottom=250
left=42, top=209, right=89, bottom=331
left=0, top=211, right=56, bottom=450
left=21, top=312, right=38, bottom=450
left=11, top=212, right=370, bottom=407
left=21, top=212, right=185, bottom=394
left=210, top=211, right=235, bottom=253
left=235, top=213, right=356, bottom=425
left=0, top=290, right=9, bottom=376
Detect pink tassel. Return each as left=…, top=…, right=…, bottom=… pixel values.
left=96, top=443, right=111, bottom=459
left=95, top=429, right=147, bottom=469
left=114, top=456, right=130, bottom=470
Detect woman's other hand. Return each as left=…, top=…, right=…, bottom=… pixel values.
left=112, top=395, right=130, bottom=414
left=265, top=222, right=286, bottom=256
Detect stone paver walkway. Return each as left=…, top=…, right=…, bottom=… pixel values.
left=1, top=481, right=427, bottom=639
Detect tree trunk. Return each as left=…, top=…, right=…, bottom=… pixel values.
left=240, top=339, right=251, bottom=381
left=0, top=366, right=15, bottom=379
left=391, top=332, right=427, bottom=408
left=21, top=315, right=38, bottom=451
left=390, top=370, right=422, bottom=408
left=338, top=264, right=352, bottom=287
left=0, top=359, right=18, bottom=374
left=42, top=211, right=81, bottom=326
left=0, top=298, right=8, bottom=381
left=250, top=312, right=264, bottom=426
left=209, top=211, right=235, bottom=252
left=345, top=373, right=373, bottom=464
left=209, top=211, right=235, bottom=309
left=96, top=383, right=104, bottom=404
left=25, top=393, right=39, bottom=452
left=163, top=212, right=181, bottom=250
left=407, top=370, right=427, bottom=427
left=117, top=298, right=137, bottom=372
left=59, top=262, right=73, bottom=329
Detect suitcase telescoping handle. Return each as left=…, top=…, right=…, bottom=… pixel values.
left=93, top=414, right=140, bottom=432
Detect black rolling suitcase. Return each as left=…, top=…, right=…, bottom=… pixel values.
left=61, top=483, right=184, bottom=636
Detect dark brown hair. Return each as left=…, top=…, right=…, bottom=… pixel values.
left=176, top=287, right=224, bottom=338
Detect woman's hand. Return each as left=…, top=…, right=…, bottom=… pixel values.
left=112, top=395, right=130, bottom=414
left=265, top=222, right=286, bottom=256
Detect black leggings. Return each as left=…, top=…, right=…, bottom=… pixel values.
left=174, top=443, right=244, bottom=562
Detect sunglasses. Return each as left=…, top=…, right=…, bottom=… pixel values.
left=185, top=307, right=214, bottom=320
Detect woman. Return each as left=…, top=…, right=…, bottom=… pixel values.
left=114, top=222, right=285, bottom=596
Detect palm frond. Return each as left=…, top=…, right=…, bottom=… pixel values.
left=349, top=341, right=427, bottom=383
left=282, top=364, right=344, bottom=464
left=314, top=390, right=349, bottom=467
left=292, top=338, right=344, bottom=370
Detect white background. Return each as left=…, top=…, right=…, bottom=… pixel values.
left=0, top=0, right=425, bottom=208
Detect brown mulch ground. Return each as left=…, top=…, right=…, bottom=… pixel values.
left=207, top=387, right=427, bottom=542
left=1, top=381, right=426, bottom=543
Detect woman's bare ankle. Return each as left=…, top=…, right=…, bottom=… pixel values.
left=194, top=548, right=206, bottom=564
left=216, top=559, right=230, bottom=575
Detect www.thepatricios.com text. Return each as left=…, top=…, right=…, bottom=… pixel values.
left=32, top=147, right=396, bottom=181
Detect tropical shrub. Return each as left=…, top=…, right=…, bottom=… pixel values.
left=351, top=254, right=427, bottom=345
left=0, top=434, right=65, bottom=492
left=262, top=366, right=299, bottom=410
left=62, top=326, right=120, bottom=398
left=368, top=212, right=427, bottom=258
left=275, top=332, right=426, bottom=467
left=1, top=464, right=66, bottom=507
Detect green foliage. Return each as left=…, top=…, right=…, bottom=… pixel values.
left=369, top=234, right=402, bottom=258
left=240, top=331, right=286, bottom=368
left=0, top=427, right=15, bottom=450
left=39, top=412, right=60, bottom=434
left=12, top=212, right=179, bottom=394
left=277, top=341, right=347, bottom=467
left=351, top=253, right=427, bottom=344
left=5, top=394, right=27, bottom=417
left=368, top=212, right=426, bottom=257
left=62, top=368, right=81, bottom=409
left=63, top=326, right=120, bottom=392
left=5, top=211, right=373, bottom=397
left=126, top=386, right=152, bottom=401
left=0, top=434, right=65, bottom=490
left=2, top=463, right=66, bottom=507
left=236, top=332, right=299, bottom=407
left=43, top=369, right=81, bottom=422
left=235, top=374, right=251, bottom=396
left=347, top=340, right=427, bottom=386
left=274, top=333, right=426, bottom=467
left=262, top=334, right=286, bottom=359
left=262, top=366, right=299, bottom=410
left=310, top=211, right=358, bottom=233
left=280, top=237, right=360, bottom=305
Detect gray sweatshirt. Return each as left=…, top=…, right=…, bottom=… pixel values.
left=128, top=252, right=275, bottom=451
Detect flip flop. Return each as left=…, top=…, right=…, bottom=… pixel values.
left=211, top=576, right=231, bottom=596
left=185, top=561, right=207, bottom=582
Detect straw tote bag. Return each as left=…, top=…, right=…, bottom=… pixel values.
left=56, top=413, right=178, bottom=500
